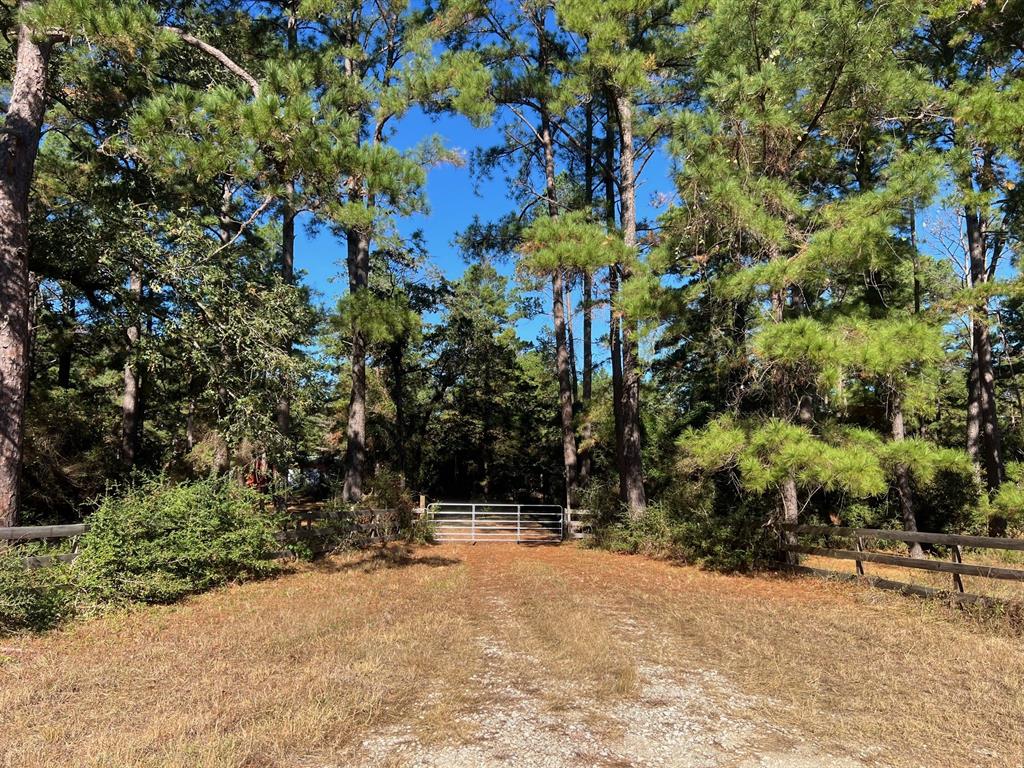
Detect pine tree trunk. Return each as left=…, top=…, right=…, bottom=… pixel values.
left=565, top=283, right=578, bottom=401
left=343, top=226, right=369, bottom=503
left=579, top=270, right=593, bottom=487
left=553, top=268, right=579, bottom=506
left=780, top=477, right=799, bottom=563
left=770, top=287, right=799, bottom=560
left=967, top=351, right=981, bottom=462
left=974, top=319, right=1003, bottom=489
left=540, top=112, right=579, bottom=507
left=965, top=204, right=1006, bottom=534
left=0, top=24, right=52, bottom=526
left=889, top=391, right=924, bottom=558
left=121, top=268, right=145, bottom=468
left=275, top=189, right=295, bottom=481
left=609, top=267, right=626, bottom=502
left=910, top=205, right=921, bottom=314
left=614, top=92, right=646, bottom=517
left=578, top=102, right=594, bottom=488
left=26, top=274, right=39, bottom=402
left=620, top=325, right=645, bottom=514
left=603, top=113, right=626, bottom=502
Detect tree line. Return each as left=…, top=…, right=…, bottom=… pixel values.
left=2, top=0, right=1023, bottom=553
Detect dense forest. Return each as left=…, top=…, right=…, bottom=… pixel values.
left=2, top=0, right=1023, bottom=563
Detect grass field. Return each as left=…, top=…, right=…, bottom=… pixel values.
left=802, top=548, right=1024, bottom=602
left=1, top=543, right=1022, bottom=767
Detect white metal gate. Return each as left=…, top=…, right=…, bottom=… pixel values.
left=423, top=502, right=564, bottom=543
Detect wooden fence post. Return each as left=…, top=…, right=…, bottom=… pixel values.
left=951, top=544, right=966, bottom=594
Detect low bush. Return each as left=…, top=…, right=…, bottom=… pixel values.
left=0, top=551, right=75, bottom=633
left=591, top=477, right=778, bottom=571
left=74, top=475, right=282, bottom=605
left=315, top=469, right=420, bottom=551
left=407, top=515, right=437, bottom=544
left=595, top=504, right=677, bottom=556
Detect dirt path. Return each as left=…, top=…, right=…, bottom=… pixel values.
left=349, top=546, right=876, bottom=768
left=1, top=544, right=1022, bottom=767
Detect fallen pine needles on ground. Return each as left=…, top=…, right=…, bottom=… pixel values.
left=0, top=543, right=1021, bottom=768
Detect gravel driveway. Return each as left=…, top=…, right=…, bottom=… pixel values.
left=5, top=542, right=1020, bottom=767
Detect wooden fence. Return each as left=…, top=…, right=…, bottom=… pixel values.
left=280, top=508, right=401, bottom=554
left=0, top=524, right=88, bottom=568
left=780, top=523, right=1024, bottom=606
left=1, top=509, right=402, bottom=568
left=566, top=509, right=595, bottom=540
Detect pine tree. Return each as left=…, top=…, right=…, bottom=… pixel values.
left=0, top=1, right=266, bottom=524
left=556, top=0, right=685, bottom=516
left=304, top=1, right=490, bottom=501
left=910, top=0, right=1024, bottom=532
left=453, top=0, right=587, bottom=506
left=664, top=0, right=967, bottom=549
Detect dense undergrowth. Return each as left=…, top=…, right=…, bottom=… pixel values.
left=586, top=479, right=777, bottom=571
left=0, top=472, right=434, bottom=635
left=586, top=465, right=1022, bottom=572
left=1, top=476, right=282, bottom=634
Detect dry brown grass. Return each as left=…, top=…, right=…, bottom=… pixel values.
left=0, top=545, right=482, bottom=767
left=476, top=557, right=639, bottom=703
left=1, top=543, right=1022, bottom=767
left=803, top=550, right=1024, bottom=603
left=530, top=546, right=1024, bottom=767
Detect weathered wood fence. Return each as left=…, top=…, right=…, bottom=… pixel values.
left=0, top=524, right=88, bottom=568
left=1, top=509, right=402, bottom=568
left=280, top=508, right=401, bottom=554
left=780, top=523, right=1024, bottom=606
left=566, top=509, right=594, bottom=540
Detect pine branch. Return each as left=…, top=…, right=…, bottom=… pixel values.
left=162, top=27, right=261, bottom=97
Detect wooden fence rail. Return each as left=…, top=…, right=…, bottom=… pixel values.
left=782, top=523, right=1024, bottom=552
left=0, top=524, right=90, bottom=541
left=1, top=524, right=90, bottom=568
left=780, top=523, right=1024, bottom=606
left=1, top=508, right=401, bottom=568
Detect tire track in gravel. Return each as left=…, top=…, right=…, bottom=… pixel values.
left=347, top=545, right=878, bottom=768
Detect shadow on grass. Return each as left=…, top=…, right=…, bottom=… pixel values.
left=313, top=543, right=462, bottom=574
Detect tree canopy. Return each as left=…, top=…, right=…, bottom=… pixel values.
left=2, top=0, right=1023, bottom=554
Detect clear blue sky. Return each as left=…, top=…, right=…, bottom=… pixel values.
left=293, top=107, right=675, bottom=344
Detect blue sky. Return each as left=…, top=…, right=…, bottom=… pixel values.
left=292, top=107, right=675, bottom=344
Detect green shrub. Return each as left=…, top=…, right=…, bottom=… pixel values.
left=74, top=476, right=281, bottom=605
left=596, top=504, right=676, bottom=556
left=670, top=495, right=777, bottom=571
left=0, top=551, right=75, bottom=633
left=592, top=476, right=777, bottom=571
left=407, top=515, right=437, bottom=544
left=577, top=478, right=626, bottom=530
left=363, top=469, right=415, bottom=513
left=991, top=462, right=1024, bottom=535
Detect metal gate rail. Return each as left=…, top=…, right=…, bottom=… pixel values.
left=423, top=502, right=563, bottom=543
